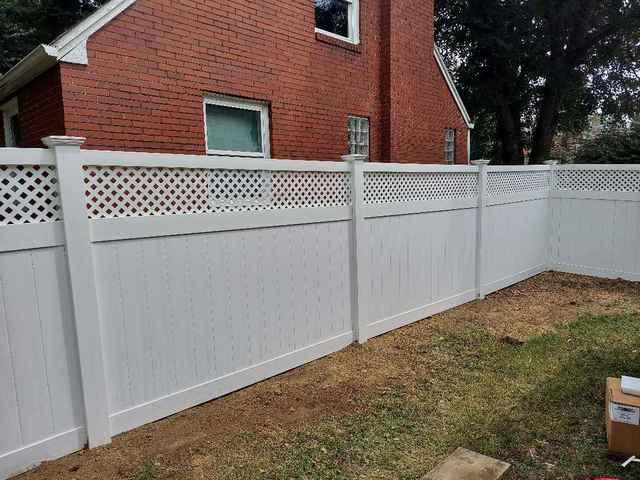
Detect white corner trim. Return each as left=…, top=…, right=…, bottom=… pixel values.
left=0, top=0, right=137, bottom=100
left=59, top=40, right=89, bottom=65
left=433, top=47, right=473, bottom=129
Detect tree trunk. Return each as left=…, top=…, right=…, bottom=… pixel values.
left=530, top=82, right=563, bottom=163
left=496, top=103, right=524, bottom=164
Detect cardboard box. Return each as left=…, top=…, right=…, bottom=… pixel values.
left=606, top=377, right=640, bottom=456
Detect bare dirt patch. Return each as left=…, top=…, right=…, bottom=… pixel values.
left=16, top=272, right=640, bottom=480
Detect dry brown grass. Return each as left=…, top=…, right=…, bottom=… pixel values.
left=16, top=272, right=640, bottom=480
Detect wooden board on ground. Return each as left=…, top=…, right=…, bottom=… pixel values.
left=423, top=448, right=511, bottom=480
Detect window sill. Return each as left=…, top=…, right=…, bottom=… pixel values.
left=315, top=32, right=362, bottom=53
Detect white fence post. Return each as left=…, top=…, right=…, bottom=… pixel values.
left=472, top=160, right=490, bottom=299
left=344, top=154, right=369, bottom=344
left=545, top=161, right=558, bottom=271
left=43, top=136, right=112, bottom=448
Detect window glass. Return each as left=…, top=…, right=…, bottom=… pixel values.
left=315, top=0, right=350, bottom=38
left=348, top=116, right=369, bottom=157
left=445, top=128, right=456, bottom=164
left=205, top=104, right=263, bottom=154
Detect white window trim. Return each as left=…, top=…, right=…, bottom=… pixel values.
left=315, top=0, right=360, bottom=45
left=1, top=97, right=19, bottom=147
left=203, top=94, right=270, bottom=158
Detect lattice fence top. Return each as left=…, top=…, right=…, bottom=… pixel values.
left=364, top=171, right=478, bottom=204
left=554, top=169, right=640, bottom=193
left=487, top=170, right=551, bottom=197
left=1, top=165, right=62, bottom=225
left=84, top=166, right=351, bottom=219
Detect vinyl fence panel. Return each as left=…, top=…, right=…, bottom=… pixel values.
left=482, top=167, right=551, bottom=295
left=550, top=165, right=640, bottom=281
left=1, top=141, right=639, bottom=479
left=0, top=152, right=86, bottom=479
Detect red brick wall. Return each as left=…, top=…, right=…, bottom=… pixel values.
left=16, top=66, right=66, bottom=147
left=388, top=0, right=468, bottom=164
left=12, top=0, right=468, bottom=163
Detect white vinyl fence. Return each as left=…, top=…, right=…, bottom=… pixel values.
left=0, top=138, right=638, bottom=478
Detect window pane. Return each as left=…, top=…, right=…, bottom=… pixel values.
left=444, top=129, right=455, bottom=164
left=206, top=104, right=262, bottom=153
left=348, top=116, right=369, bottom=156
left=315, top=0, right=349, bottom=38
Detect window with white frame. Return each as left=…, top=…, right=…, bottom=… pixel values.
left=1, top=98, right=21, bottom=147
left=204, top=95, right=270, bottom=158
left=315, top=0, right=360, bottom=44
left=348, top=116, right=369, bottom=157
left=444, top=128, right=456, bottom=164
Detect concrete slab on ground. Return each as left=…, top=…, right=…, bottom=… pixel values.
left=423, top=447, right=511, bottom=480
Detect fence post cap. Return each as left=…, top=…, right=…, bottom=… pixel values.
left=42, top=136, right=87, bottom=148
left=471, top=159, right=491, bottom=166
left=341, top=154, right=368, bottom=163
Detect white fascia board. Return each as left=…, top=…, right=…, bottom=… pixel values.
left=433, top=47, right=474, bottom=129
left=0, top=0, right=137, bottom=101
left=51, top=0, right=137, bottom=61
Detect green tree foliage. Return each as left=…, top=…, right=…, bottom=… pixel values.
left=436, top=0, right=640, bottom=164
left=0, top=0, right=107, bottom=74
left=573, top=121, right=640, bottom=164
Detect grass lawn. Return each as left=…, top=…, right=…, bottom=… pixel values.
left=19, top=273, right=640, bottom=480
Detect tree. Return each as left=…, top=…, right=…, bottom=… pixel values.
left=572, top=120, right=640, bottom=164
left=435, top=0, right=640, bottom=164
left=0, top=0, right=107, bottom=74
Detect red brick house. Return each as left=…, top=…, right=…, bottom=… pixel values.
left=0, top=0, right=473, bottom=164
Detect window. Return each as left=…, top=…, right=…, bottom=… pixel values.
left=315, top=0, right=360, bottom=44
left=348, top=116, right=369, bottom=157
left=204, top=95, right=270, bottom=157
left=1, top=98, right=20, bottom=147
left=444, top=128, right=456, bottom=164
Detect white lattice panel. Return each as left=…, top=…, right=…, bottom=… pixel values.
left=554, top=169, right=640, bottom=193
left=487, top=170, right=551, bottom=197
left=85, top=166, right=209, bottom=219
left=1, top=165, right=62, bottom=225
left=84, top=167, right=351, bottom=218
left=364, top=172, right=478, bottom=204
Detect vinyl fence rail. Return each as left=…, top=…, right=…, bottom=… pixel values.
left=1, top=137, right=639, bottom=478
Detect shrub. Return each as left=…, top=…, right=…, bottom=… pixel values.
left=572, top=121, right=640, bottom=164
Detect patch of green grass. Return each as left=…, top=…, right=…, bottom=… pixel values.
left=224, top=313, right=640, bottom=479
left=133, top=461, right=155, bottom=480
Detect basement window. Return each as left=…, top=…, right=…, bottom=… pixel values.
left=204, top=95, right=270, bottom=158
left=315, top=0, right=360, bottom=44
left=1, top=98, right=21, bottom=147
left=445, top=128, right=456, bottom=164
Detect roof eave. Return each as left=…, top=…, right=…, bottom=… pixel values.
left=0, top=45, right=60, bottom=102
left=433, top=47, right=474, bottom=129
left=0, top=0, right=138, bottom=102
